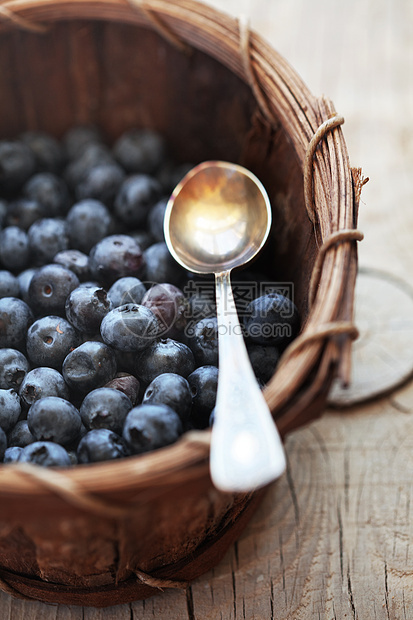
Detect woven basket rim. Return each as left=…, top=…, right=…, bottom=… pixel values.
left=0, top=0, right=361, bottom=497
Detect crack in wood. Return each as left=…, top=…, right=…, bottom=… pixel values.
left=270, top=577, right=274, bottom=620
left=337, top=501, right=344, bottom=579
left=186, top=585, right=195, bottom=620
left=285, top=452, right=300, bottom=553
left=231, top=568, right=237, bottom=619
left=384, top=561, right=390, bottom=620
left=347, top=565, right=356, bottom=619
left=344, top=445, right=350, bottom=514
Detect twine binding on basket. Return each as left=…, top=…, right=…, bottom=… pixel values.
left=127, top=0, right=191, bottom=54
left=309, top=228, right=364, bottom=308
left=304, top=114, right=345, bottom=224
left=6, top=462, right=131, bottom=518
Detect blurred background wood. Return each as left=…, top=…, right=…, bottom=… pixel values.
left=1, top=0, right=412, bottom=617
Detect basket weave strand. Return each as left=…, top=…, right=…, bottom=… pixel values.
left=304, top=114, right=345, bottom=223
left=308, top=229, right=364, bottom=308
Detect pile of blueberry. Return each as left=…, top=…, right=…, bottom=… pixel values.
left=0, top=126, right=300, bottom=468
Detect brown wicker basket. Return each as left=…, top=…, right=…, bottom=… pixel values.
left=0, top=0, right=363, bottom=607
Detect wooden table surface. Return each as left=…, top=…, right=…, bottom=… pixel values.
left=1, top=0, right=412, bottom=618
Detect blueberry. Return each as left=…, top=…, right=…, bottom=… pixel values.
left=107, top=277, right=146, bottom=308
left=142, top=283, right=188, bottom=338
left=130, top=230, right=155, bottom=251
left=19, top=367, right=70, bottom=408
left=62, top=341, right=117, bottom=394
left=243, top=293, right=300, bottom=349
left=23, top=172, right=70, bottom=217
left=27, top=396, right=81, bottom=447
left=0, top=427, right=7, bottom=461
left=53, top=249, right=90, bottom=281
left=114, top=174, right=162, bottom=227
left=0, top=348, right=30, bottom=390
left=28, top=217, right=69, bottom=265
left=188, top=317, right=219, bottom=366
left=6, top=198, right=45, bottom=230
left=63, top=125, right=103, bottom=160
left=7, top=419, right=35, bottom=448
left=28, top=264, right=80, bottom=316
left=147, top=198, right=167, bottom=242
left=17, top=268, right=37, bottom=304
left=104, top=373, right=141, bottom=406
left=19, top=441, right=71, bottom=467
left=76, top=162, right=125, bottom=207
left=0, top=270, right=20, bottom=298
left=123, top=403, right=183, bottom=455
left=67, top=450, right=78, bottom=466
left=64, top=143, right=114, bottom=190
left=77, top=428, right=129, bottom=463
left=66, top=199, right=113, bottom=254
left=89, top=235, right=145, bottom=286
left=0, top=199, right=7, bottom=228
left=187, top=366, right=218, bottom=429
left=80, top=387, right=132, bottom=434
left=143, top=373, right=192, bottom=423
left=185, top=286, right=216, bottom=322
left=156, top=161, right=194, bottom=193
left=3, top=446, right=23, bottom=463
left=20, top=131, right=65, bottom=173
left=113, top=128, right=166, bottom=174
left=26, top=315, right=82, bottom=369
left=247, top=344, right=280, bottom=385
left=0, top=226, right=30, bottom=271
left=135, top=338, right=195, bottom=384
left=0, top=389, right=21, bottom=433
left=65, top=286, right=112, bottom=334
left=100, top=304, right=159, bottom=351
left=0, top=140, right=35, bottom=195
left=0, top=297, right=33, bottom=349
left=143, top=242, right=184, bottom=286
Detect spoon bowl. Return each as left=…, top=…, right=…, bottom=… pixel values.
left=164, top=161, right=272, bottom=274
left=164, top=161, right=286, bottom=492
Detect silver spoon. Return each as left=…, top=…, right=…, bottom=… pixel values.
left=164, top=161, right=286, bottom=492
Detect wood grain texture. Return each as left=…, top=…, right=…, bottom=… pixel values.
left=1, top=0, right=412, bottom=617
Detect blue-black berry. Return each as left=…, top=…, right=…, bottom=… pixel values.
left=100, top=304, right=159, bottom=352
left=28, top=264, right=79, bottom=316
left=77, top=428, right=129, bottom=464
left=89, top=235, right=145, bottom=286
left=0, top=389, right=21, bottom=433
left=27, top=396, right=82, bottom=447
left=0, top=297, right=33, bottom=349
left=62, top=341, right=117, bottom=394
left=123, top=403, right=183, bottom=455
left=19, top=441, right=71, bottom=467
left=26, top=315, right=82, bottom=369
left=19, top=367, right=70, bottom=408
left=65, top=286, right=112, bottom=334
left=142, top=373, right=192, bottom=423
left=80, top=387, right=132, bottom=434
left=135, top=338, right=195, bottom=384
left=187, top=365, right=218, bottom=429
left=243, top=293, right=300, bottom=350
left=0, top=348, right=30, bottom=390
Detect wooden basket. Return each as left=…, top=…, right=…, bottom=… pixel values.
left=0, top=0, right=363, bottom=607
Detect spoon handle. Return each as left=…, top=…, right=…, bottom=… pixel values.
left=210, top=270, right=286, bottom=492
